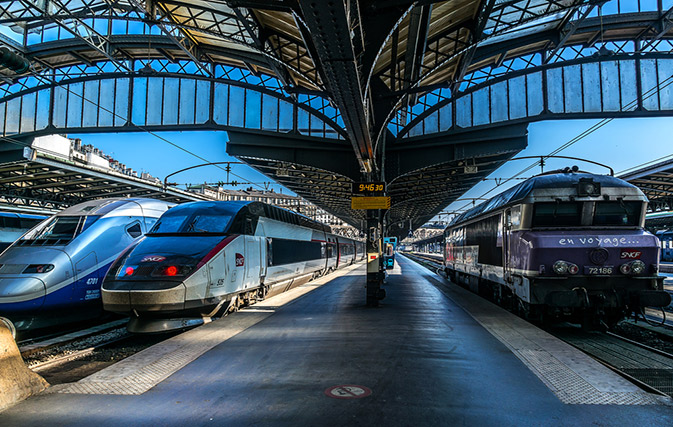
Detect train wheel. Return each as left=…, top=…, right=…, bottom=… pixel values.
left=258, top=284, right=269, bottom=300
left=602, top=310, right=624, bottom=330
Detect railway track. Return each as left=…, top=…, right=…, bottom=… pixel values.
left=28, top=334, right=131, bottom=373
left=555, top=329, right=673, bottom=397
left=18, top=319, right=129, bottom=357
left=23, top=328, right=178, bottom=385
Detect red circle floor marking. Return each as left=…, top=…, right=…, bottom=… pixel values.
left=324, top=385, right=372, bottom=399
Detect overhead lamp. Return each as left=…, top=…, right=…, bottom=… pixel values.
left=0, top=47, right=30, bottom=73
left=138, top=62, right=155, bottom=74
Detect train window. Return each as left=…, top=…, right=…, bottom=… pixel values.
left=144, top=217, right=158, bottom=230
left=150, top=214, right=190, bottom=234
left=593, top=202, right=641, bottom=226
left=245, top=218, right=254, bottom=234
left=126, top=223, right=142, bottom=238
left=80, top=216, right=99, bottom=233
left=25, top=216, right=82, bottom=241
left=19, top=218, right=43, bottom=229
left=187, top=215, right=233, bottom=233
left=532, top=202, right=582, bottom=227
left=3, top=217, right=20, bottom=228
left=510, top=206, right=521, bottom=227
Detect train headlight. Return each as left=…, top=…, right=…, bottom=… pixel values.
left=553, top=261, right=568, bottom=275
left=23, top=264, right=54, bottom=274
left=153, top=265, right=192, bottom=277
left=567, top=263, right=579, bottom=275
left=631, top=260, right=645, bottom=275
left=620, top=260, right=646, bottom=275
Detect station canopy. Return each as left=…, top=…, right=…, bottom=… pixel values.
left=620, top=158, right=673, bottom=214
left=0, top=1, right=670, bottom=237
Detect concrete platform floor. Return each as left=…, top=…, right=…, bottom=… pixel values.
left=2, top=256, right=673, bottom=426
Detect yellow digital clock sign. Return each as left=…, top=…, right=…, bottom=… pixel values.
left=352, top=181, right=386, bottom=195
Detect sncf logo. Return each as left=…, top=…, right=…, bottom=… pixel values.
left=141, top=255, right=166, bottom=262
left=620, top=250, right=642, bottom=259
left=235, top=253, right=245, bottom=267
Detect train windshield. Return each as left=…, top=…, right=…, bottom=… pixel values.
left=593, top=201, right=642, bottom=226
left=532, top=202, right=582, bottom=227
left=22, top=216, right=86, bottom=242
left=149, top=213, right=233, bottom=235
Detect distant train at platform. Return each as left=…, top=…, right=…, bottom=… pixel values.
left=102, top=201, right=365, bottom=333
left=0, top=198, right=173, bottom=337
left=656, top=230, right=673, bottom=262
left=0, top=211, right=47, bottom=252
left=443, top=168, right=671, bottom=328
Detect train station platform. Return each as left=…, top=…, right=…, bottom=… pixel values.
left=1, top=256, right=673, bottom=426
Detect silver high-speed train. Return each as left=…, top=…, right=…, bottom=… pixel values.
left=0, top=198, right=173, bottom=336
left=102, top=201, right=365, bottom=332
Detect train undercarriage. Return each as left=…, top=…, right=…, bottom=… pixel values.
left=445, top=268, right=670, bottom=330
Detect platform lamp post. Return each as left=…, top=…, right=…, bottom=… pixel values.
left=351, top=181, right=389, bottom=306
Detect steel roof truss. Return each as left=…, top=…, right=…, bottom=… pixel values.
left=127, top=0, right=212, bottom=77
left=19, top=0, right=132, bottom=72
left=544, top=1, right=601, bottom=64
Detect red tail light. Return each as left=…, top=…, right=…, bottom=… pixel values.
left=125, top=266, right=135, bottom=276
left=152, top=265, right=191, bottom=277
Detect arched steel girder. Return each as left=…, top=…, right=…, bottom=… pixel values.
left=397, top=52, right=673, bottom=140
left=0, top=1, right=324, bottom=91
left=0, top=72, right=346, bottom=141
left=368, top=0, right=605, bottom=145
left=0, top=59, right=338, bottom=125
left=385, top=7, right=673, bottom=134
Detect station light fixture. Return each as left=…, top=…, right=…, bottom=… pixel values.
left=577, top=178, right=601, bottom=197
left=0, top=47, right=30, bottom=74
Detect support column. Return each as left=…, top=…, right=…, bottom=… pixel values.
left=366, top=209, right=386, bottom=306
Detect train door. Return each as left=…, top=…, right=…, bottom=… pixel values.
left=243, top=236, right=263, bottom=289
left=74, top=251, right=100, bottom=302
left=336, top=239, right=341, bottom=267
left=207, top=252, right=227, bottom=296
left=503, top=209, right=512, bottom=282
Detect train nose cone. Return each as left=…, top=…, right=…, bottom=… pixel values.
left=0, top=277, right=47, bottom=311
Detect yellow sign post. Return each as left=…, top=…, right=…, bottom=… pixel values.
left=351, top=196, right=391, bottom=210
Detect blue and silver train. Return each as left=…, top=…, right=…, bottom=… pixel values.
left=0, top=198, right=173, bottom=336
left=102, top=201, right=365, bottom=333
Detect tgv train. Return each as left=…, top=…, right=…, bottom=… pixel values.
left=443, top=169, right=671, bottom=328
left=102, top=201, right=365, bottom=333
left=0, top=198, right=173, bottom=336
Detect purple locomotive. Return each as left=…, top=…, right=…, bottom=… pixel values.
left=443, top=169, right=671, bottom=328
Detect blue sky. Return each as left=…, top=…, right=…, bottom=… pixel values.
left=70, top=130, right=288, bottom=193
left=72, top=116, right=673, bottom=222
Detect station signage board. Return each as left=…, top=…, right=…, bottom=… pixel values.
left=351, top=196, right=391, bottom=210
